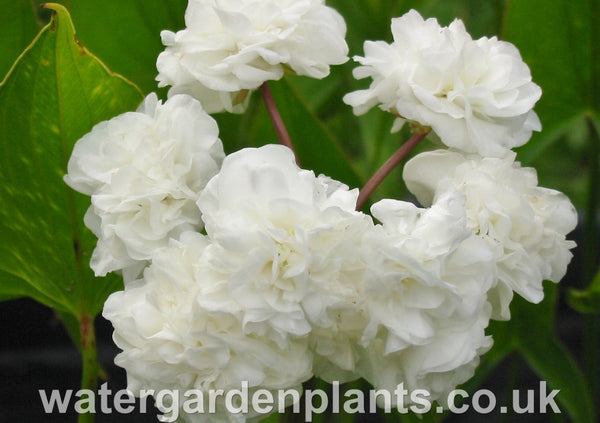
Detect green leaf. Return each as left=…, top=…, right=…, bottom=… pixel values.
left=63, top=0, right=187, bottom=94
left=519, top=334, right=593, bottom=423
left=0, top=3, right=143, bottom=317
left=510, top=288, right=595, bottom=423
left=568, top=267, right=600, bottom=314
left=0, top=269, right=42, bottom=303
left=5, top=0, right=187, bottom=95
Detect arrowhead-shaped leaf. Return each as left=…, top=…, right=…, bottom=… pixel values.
left=0, top=3, right=143, bottom=317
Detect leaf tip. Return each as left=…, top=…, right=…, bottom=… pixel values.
left=41, top=3, right=62, bottom=12
left=41, top=3, right=71, bottom=25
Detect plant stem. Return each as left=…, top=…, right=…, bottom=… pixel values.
left=260, top=82, right=299, bottom=164
left=356, top=130, right=429, bottom=211
left=78, top=314, right=98, bottom=423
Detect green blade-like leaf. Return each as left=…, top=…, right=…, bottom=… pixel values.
left=518, top=336, right=593, bottom=423
left=0, top=3, right=143, bottom=316
left=510, top=288, right=595, bottom=423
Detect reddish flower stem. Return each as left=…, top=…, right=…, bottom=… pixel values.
left=356, top=130, right=429, bottom=211
left=260, top=82, right=299, bottom=165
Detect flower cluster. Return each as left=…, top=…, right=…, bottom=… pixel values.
left=343, top=8, right=576, bottom=321
left=64, top=4, right=577, bottom=422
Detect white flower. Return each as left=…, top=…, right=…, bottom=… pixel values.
left=343, top=9, right=542, bottom=157
left=357, top=190, right=494, bottom=404
left=103, top=232, right=312, bottom=422
left=403, top=149, right=577, bottom=318
left=310, top=313, right=367, bottom=384
left=64, top=93, right=224, bottom=277
left=357, top=304, right=491, bottom=408
left=157, top=0, right=348, bottom=113
left=197, top=144, right=372, bottom=352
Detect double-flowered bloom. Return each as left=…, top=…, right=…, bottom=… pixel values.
left=64, top=93, right=224, bottom=279
left=403, top=150, right=577, bottom=319
left=344, top=9, right=542, bottom=158
left=157, top=0, right=349, bottom=113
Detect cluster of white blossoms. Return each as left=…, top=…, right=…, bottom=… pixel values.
left=343, top=8, right=576, bottom=320
left=156, top=0, right=348, bottom=113
left=103, top=230, right=312, bottom=422
left=64, top=4, right=578, bottom=422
